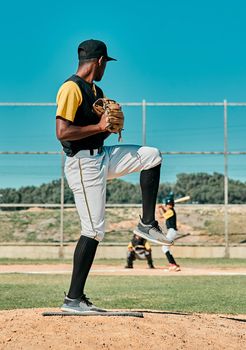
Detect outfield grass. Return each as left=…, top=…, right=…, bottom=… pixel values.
left=0, top=274, right=245, bottom=314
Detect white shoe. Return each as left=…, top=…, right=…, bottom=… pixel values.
left=168, top=264, right=181, bottom=272
left=61, top=294, right=107, bottom=313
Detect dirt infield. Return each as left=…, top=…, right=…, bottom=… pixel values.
left=1, top=263, right=246, bottom=276
left=0, top=265, right=245, bottom=349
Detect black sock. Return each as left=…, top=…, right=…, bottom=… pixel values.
left=165, top=251, right=177, bottom=265
left=140, top=164, right=161, bottom=224
left=67, top=235, right=98, bottom=299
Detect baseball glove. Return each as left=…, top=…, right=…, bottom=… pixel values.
left=92, top=98, right=124, bottom=141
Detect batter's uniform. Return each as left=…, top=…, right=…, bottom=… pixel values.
left=161, top=206, right=178, bottom=255
left=56, top=75, right=162, bottom=242
left=161, top=204, right=181, bottom=271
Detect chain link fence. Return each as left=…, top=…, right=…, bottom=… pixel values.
left=0, top=101, right=246, bottom=257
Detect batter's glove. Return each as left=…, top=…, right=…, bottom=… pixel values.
left=92, top=98, right=124, bottom=141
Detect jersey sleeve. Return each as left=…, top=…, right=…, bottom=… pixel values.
left=56, top=81, right=83, bottom=122
left=163, top=209, right=174, bottom=220
left=144, top=241, right=151, bottom=250
left=127, top=242, right=133, bottom=249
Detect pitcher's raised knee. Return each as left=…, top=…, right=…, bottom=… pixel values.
left=137, top=146, right=162, bottom=170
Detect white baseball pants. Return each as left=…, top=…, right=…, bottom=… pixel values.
left=161, top=228, right=179, bottom=253
left=65, top=144, right=162, bottom=241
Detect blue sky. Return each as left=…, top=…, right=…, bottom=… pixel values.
left=0, top=0, right=246, bottom=188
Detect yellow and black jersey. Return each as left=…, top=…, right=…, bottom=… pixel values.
left=163, top=208, right=177, bottom=230
left=56, top=80, right=100, bottom=122
left=56, top=75, right=110, bottom=156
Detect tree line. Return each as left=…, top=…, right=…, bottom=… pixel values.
left=0, top=172, right=246, bottom=206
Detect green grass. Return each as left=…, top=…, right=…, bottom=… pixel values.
left=0, top=274, right=246, bottom=314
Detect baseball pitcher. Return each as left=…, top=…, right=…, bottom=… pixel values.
left=56, top=39, right=173, bottom=314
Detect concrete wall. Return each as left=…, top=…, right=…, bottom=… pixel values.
left=0, top=244, right=245, bottom=259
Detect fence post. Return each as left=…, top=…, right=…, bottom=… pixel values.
left=223, top=99, right=229, bottom=258
left=59, top=150, right=65, bottom=258
left=142, top=99, right=146, bottom=145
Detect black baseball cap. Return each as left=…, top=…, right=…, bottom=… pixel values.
left=78, top=39, right=116, bottom=61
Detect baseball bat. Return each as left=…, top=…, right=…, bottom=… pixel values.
left=174, top=195, right=190, bottom=204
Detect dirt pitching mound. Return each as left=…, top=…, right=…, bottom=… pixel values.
left=0, top=308, right=245, bottom=349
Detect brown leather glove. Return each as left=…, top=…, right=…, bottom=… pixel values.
left=92, top=98, right=124, bottom=141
